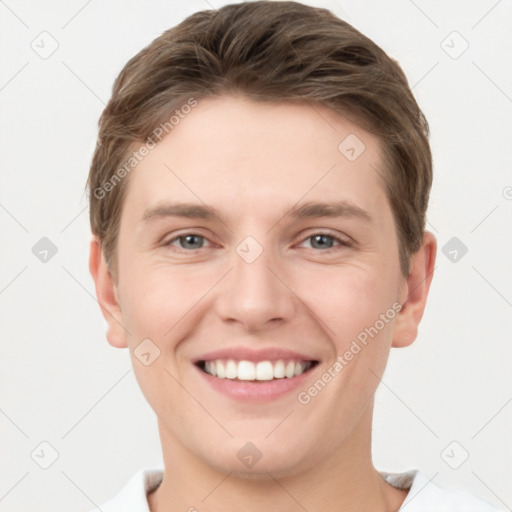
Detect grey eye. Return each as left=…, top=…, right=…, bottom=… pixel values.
left=308, top=234, right=336, bottom=249
left=174, top=234, right=206, bottom=249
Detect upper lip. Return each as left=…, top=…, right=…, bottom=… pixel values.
left=194, top=347, right=319, bottom=363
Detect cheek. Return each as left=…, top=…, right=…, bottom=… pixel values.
left=297, top=264, right=397, bottom=342
left=304, top=266, right=399, bottom=399
left=121, top=266, right=196, bottom=416
left=118, top=263, right=183, bottom=344
left=119, top=262, right=218, bottom=354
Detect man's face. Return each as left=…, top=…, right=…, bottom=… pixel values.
left=106, top=95, right=413, bottom=476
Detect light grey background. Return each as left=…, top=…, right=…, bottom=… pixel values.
left=0, top=1, right=511, bottom=511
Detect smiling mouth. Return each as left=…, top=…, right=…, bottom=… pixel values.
left=196, top=359, right=319, bottom=381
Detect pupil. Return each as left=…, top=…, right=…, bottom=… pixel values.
left=182, top=235, right=202, bottom=249
left=313, top=235, right=332, bottom=249
left=178, top=235, right=334, bottom=250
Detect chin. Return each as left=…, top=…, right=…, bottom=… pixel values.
left=202, top=439, right=316, bottom=480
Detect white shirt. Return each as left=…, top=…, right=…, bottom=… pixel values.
left=89, top=467, right=505, bottom=512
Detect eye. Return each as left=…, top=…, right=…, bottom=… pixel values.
left=298, top=231, right=352, bottom=251
left=165, top=233, right=211, bottom=250
left=162, top=230, right=352, bottom=253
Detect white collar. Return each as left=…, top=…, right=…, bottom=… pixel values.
left=94, top=466, right=504, bottom=512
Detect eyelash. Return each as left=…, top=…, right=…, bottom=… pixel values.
left=163, top=230, right=353, bottom=253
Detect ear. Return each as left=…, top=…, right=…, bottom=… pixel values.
left=89, top=237, right=128, bottom=349
left=392, top=231, right=437, bottom=348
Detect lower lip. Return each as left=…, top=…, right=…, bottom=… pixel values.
left=194, top=364, right=318, bottom=402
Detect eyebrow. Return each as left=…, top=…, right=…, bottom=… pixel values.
left=141, top=200, right=373, bottom=223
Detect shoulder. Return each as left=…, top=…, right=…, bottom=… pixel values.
left=87, top=467, right=164, bottom=512
left=380, top=469, right=506, bottom=512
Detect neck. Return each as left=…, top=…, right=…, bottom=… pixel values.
left=148, top=405, right=408, bottom=512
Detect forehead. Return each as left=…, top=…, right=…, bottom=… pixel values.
left=123, top=95, right=389, bottom=224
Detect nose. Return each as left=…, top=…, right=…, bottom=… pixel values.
left=215, top=239, right=297, bottom=332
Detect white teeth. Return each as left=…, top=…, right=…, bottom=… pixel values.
left=294, top=361, right=305, bottom=376
left=273, top=360, right=285, bottom=378
left=255, top=361, right=274, bottom=381
left=238, top=360, right=255, bottom=380
left=285, top=361, right=295, bottom=378
left=216, top=360, right=226, bottom=379
left=202, top=359, right=313, bottom=380
left=225, top=359, right=237, bottom=379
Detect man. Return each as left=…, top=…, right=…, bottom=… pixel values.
left=87, top=2, right=502, bottom=510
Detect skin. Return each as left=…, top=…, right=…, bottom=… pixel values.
left=90, top=95, right=436, bottom=512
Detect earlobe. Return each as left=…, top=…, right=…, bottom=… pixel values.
left=392, top=231, right=437, bottom=348
left=89, top=237, right=128, bottom=349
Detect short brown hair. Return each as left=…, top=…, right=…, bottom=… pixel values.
left=87, top=0, right=432, bottom=279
